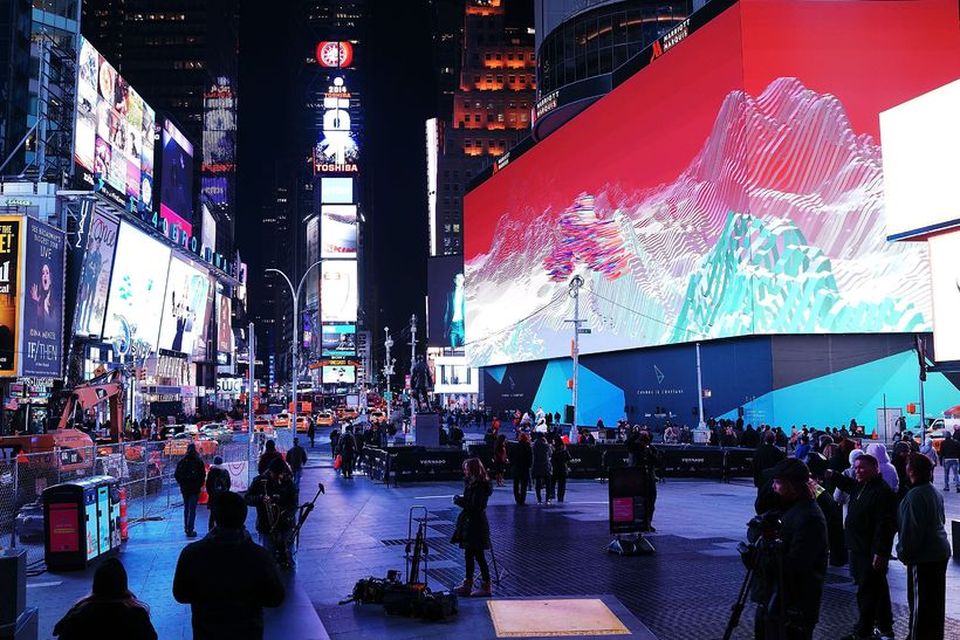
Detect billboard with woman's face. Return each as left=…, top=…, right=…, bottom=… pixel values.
left=21, top=219, right=66, bottom=377
left=0, top=217, right=21, bottom=375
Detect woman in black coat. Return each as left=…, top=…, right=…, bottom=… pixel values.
left=452, top=457, right=493, bottom=597
left=54, top=558, right=157, bottom=640
left=550, top=437, right=572, bottom=502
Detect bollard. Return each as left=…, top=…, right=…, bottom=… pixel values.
left=119, top=487, right=129, bottom=542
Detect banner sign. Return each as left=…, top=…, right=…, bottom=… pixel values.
left=20, top=218, right=66, bottom=377
left=0, top=217, right=21, bottom=375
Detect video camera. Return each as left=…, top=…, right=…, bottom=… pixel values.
left=739, top=510, right=783, bottom=570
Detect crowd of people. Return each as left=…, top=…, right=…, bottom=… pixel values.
left=751, top=425, right=955, bottom=640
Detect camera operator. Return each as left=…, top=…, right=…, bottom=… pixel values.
left=626, top=428, right=660, bottom=532
left=756, top=459, right=828, bottom=640
left=826, top=453, right=897, bottom=640
left=247, top=458, right=298, bottom=569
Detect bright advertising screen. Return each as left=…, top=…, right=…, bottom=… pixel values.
left=320, top=205, right=357, bottom=258
left=321, top=323, right=356, bottom=357
left=74, top=36, right=155, bottom=210
left=158, top=257, right=210, bottom=354
left=322, top=364, right=356, bottom=384
left=0, top=217, right=21, bottom=375
left=321, top=177, right=353, bottom=203
left=320, top=260, right=357, bottom=322
left=73, top=209, right=119, bottom=339
left=928, top=230, right=960, bottom=362
left=428, top=256, right=465, bottom=349
left=160, top=119, right=194, bottom=236
left=21, top=218, right=66, bottom=377
left=103, top=223, right=171, bottom=351
left=463, top=0, right=958, bottom=368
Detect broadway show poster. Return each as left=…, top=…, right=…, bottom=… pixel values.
left=216, top=292, right=232, bottom=354
left=73, top=209, right=119, bottom=338
left=0, top=217, right=21, bottom=375
left=21, top=218, right=66, bottom=377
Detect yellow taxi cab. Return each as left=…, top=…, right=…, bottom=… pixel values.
left=163, top=433, right=218, bottom=457
left=369, top=410, right=386, bottom=424
left=273, top=413, right=291, bottom=428
left=336, top=406, right=358, bottom=421
left=295, top=416, right=311, bottom=433
left=253, top=417, right=274, bottom=433
left=316, top=411, right=334, bottom=427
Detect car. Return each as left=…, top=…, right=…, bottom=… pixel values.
left=15, top=501, right=44, bottom=543
left=336, top=406, right=358, bottom=420
left=163, top=433, right=218, bottom=457
left=295, top=416, right=312, bottom=433
left=200, top=423, right=234, bottom=444
left=316, top=411, right=335, bottom=427
left=369, top=410, right=386, bottom=424
left=226, top=419, right=248, bottom=433
left=253, top=418, right=274, bottom=434
left=273, top=413, right=291, bottom=428
left=159, top=424, right=187, bottom=439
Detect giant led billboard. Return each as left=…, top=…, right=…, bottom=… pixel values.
left=427, top=255, right=465, bottom=349
left=160, top=119, right=195, bottom=237
left=74, top=37, right=155, bottom=211
left=320, top=260, right=357, bottom=322
left=320, top=205, right=357, bottom=258
left=158, top=257, right=210, bottom=354
left=103, top=223, right=171, bottom=351
left=321, top=323, right=356, bottom=357
left=464, top=0, right=959, bottom=368
left=74, top=208, right=119, bottom=339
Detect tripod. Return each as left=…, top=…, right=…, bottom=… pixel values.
left=722, top=540, right=787, bottom=640
left=291, top=482, right=325, bottom=550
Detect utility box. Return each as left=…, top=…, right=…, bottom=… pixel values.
left=42, top=476, right=120, bottom=571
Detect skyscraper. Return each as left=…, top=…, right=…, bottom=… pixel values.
left=428, top=0, right=535, bottom=257
left=80, top=0, right=240, bottom=255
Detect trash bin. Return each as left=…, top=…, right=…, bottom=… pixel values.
left=42, top=476, right=120, bottom=571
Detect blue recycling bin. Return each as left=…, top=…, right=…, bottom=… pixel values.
left=42, top=476, right=120, bottom=571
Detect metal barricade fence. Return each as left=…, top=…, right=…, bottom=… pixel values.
left=0, top=435, right=257, bottom=567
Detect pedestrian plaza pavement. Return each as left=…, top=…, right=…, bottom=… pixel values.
left=23, top=440, right=960, bottom=639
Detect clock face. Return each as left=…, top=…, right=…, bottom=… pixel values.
left=317, top=41, right=353, bottom=68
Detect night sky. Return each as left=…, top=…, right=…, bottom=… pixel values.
left=237, top=2, right=437, bottom=375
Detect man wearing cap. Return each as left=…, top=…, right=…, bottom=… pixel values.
left=174, top=491, right=285, bottom=639
left=761, top=458, right=828, bottom=640
left=827, top=454, right=898, bottom=640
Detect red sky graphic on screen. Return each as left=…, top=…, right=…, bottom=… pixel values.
left=463, top=0, right=960, bottom=368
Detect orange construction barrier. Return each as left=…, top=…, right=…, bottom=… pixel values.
left=871, top=430, right=878, bottom=440
left=119, top=487, right=129, bottom=541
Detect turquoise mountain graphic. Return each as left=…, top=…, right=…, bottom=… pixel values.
left=671, top=212, right=926, bottom=342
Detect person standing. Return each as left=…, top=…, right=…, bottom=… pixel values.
left=550, top=437, right=572, bottom=503
left=204, top=456, right=231, bottom=531
left=337, top=426, right=357, bottom=479
left=761, top=459, right=828, bottom=640
left=753, top=431, right=786, bottom=488
left=828, top=454, right=898, bottom=640
left=939, top=428, right=960, bottom=492
left=492, top=434, right=508, bottom=487
left=53, top=558, right=157, bottom=639
left=257, top=439, right=283, bottom=475
left=627, top=430, right=661, bottom=531
left=174, top=443, right=206, bottom=538
left=452, top=458, right=494, bottom=597
left=330, top=427, right=341, bottom=460
left=286, top=437, right=308, bottom=489
left=531, top=433, right=553, bottom=504
left=897, top=453, right=951, bottom=640
left=307, top=418, right=316, bottom=448
left=174, top=491, right=285, bottom=639
left=511, top=432, right=532, bottom=505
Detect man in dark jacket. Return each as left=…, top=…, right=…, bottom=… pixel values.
left=762, top=459, right=828, bottom=640
left=247, top=458, right=298, bottom=568
left=627, top=429, right=661, bottom=531
left=204, top=456, right=231, bottom=531
left=753, top=431, right=786, bottom=488
left=337, top=426, right=356, bottom=478
left=828, top=454, right=898, bottom=640
left=740, top=424, right=760, bottom=449
left=174, top=443, right=206, bottom=537
left=286, top=437, right=308, bottom=489
left=173, top=491, right=285, bottom=640
left=939, top=428, right=960, bottom=492
left=511, top=435, right=533, bottom=505
left=257, top=439, right=283, bottom=475
left=531, top=433, right=553, bottom=504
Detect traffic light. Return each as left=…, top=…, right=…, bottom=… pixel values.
left=136, top=367, right=146, bottom=381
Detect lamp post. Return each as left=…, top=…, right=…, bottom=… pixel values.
left=383, top=327, right=395, bottom=421
left=266, top=261, right=322, bottom=444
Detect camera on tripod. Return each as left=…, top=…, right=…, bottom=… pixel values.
left=738, top=510, right=783, bottom=569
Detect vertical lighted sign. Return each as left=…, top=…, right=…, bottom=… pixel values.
left=314, top=77, right=359, bottom=173
left=0, top=217, right=21, bottom=375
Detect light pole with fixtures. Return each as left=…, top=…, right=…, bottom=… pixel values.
left=266, top=260, right=322, bottom=442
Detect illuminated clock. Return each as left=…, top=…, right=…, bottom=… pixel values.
left=317, top=41, right=353, bottom=68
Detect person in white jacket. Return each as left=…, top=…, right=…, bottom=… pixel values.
left=866, top=442, right=899, bottom=493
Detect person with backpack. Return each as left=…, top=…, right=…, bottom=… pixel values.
left=286, top=437, right=308, bottom=489
left=205, top=455, right=231, bottom=531
left=337, top=426, right=357, bottom=479
left=175, top=443, right=207, bottom=538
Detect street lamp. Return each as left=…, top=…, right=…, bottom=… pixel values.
left=266, top=261, right=322, bottom=443
left=383, top=327, right=395, bottom=421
